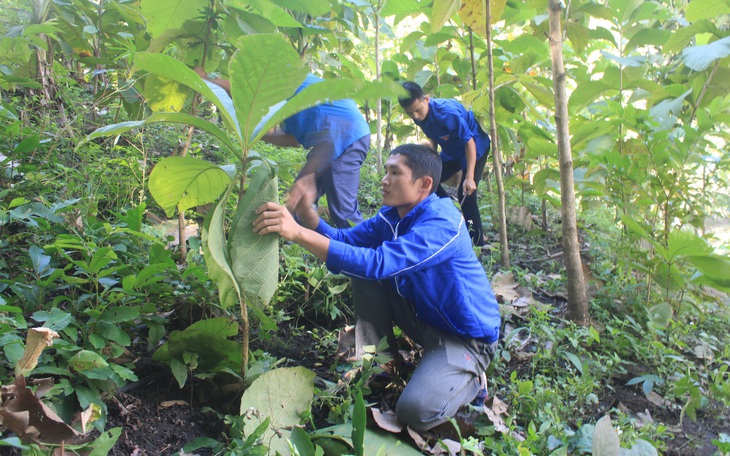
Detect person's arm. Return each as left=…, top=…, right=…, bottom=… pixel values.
left=463, top=137, right=477, bottom=196
left=253, top=202, right=329, bottom=261
left=262, top=127, right=301, bottom=147
left=193, top=67, right=231, bottom=96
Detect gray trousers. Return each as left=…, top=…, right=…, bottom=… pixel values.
left=314, top=135, right=370, bottom=228
left=352, top=279, right=497, bottom=431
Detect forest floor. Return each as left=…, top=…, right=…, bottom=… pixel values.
left=73, top=208, right=730, bottom=455
left=102, top=313, right=729, bottom=456
left=101, top=263, right=729, bottom=455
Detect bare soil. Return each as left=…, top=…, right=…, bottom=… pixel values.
left=98, top=318, right=729, bottom=456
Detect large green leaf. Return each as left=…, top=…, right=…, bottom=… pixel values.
left=250, top=77, right=406, bottom=146
left=227, top=34, right=307, bottom=150
left=148, top=156, right=233, bottom=218
left=143, top=75, right=187, bottom=112
left=649, top=89, right=692, bottom=131
left=141, top=0, right=208, bottom=38
left=667, top=230, right=713, bottom=260
left=271, top=0, right=331, bottom=16
left=229, top=163, right=279, bottom=308
left=83, top=112, right=237, bottom=155
left=240, top=367, right=316, bottom=455
left=687, top=254, right=730, bottom=289
left=202, top=196, right=241, bottom=309
left=569, top=81, right=616, bottom=112
left=133, top=52, right=241, bottom=143
left=232, top=0, right=301, bottom=27
left=592, top=415, right=620, bottom=456
left=682, top=35, right=730, bottom=72
left=431, top=0, right=460, bottom=33
left=381, top=0, right=422, bottom=17
left=686, top=0, right=730, bottom=22
left=203, top=184, right=242, bottom=310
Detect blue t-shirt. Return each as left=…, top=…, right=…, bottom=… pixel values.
left=282, top=74, right=370, bottom=160
left=414, top=98, right=490, bottom=167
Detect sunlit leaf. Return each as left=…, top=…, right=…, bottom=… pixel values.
left=133, top=52, right=241, bottom=142
left=648, top=89, right=692, bottom=131
left=667, top=230, right=713, bottom=260
left=227, top=34, right=307, bottom=150
left=460, top=0, right=507, bottom=36
left=271, top=0, right=331, bottom=16
left=148, top=156, right=233, bottom=218
left=686, top=0, right=730, bottom=22
left=250, top=77, right=405, bottom=147
left=682, top=35, right=730, bottom=72
left=141, top=0, right=208, bottom=38
left=431, top=0, right=460, bottom=33
left=241, top=367, right=316, bottom=455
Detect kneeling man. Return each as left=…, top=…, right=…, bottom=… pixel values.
left=253, top=144, right=501, bottom=431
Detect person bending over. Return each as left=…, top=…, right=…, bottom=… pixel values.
left=253, top=144, right=501, bottom=431
left=398, top=81, right=490, bottom=246
left=197, top=69, right=370, bottom=228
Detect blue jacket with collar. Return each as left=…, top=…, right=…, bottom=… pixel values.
left=316, top=193, right=501, bottom=343
left=414, top=98, right=490, bottom=167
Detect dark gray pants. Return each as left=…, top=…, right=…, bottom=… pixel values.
left=314, top=135, right=370, bottom=228
left=352, top=279, right=497, bottom=431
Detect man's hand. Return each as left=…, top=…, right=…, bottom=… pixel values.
left=253, top=202, right=302, bottom=241
left=462, top=177, right=477, bottom=196
left=286, top=173, right=317, bottom=218
left=253, top=201, right=330, bottom=262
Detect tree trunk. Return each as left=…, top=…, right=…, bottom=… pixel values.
left=548, top=0, right=589, bottom=325
left=486, top=0, right=509, bottom=267
left=375, top=13, right=383, bottom=173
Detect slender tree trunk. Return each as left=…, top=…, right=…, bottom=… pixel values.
left=486, top=0, right=509, bottom=267
left=548, top=0, right=589, bottom=325
left=375, top=13, right=383, bottom=173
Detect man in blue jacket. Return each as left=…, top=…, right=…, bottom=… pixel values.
left=196, top=70, right=370, bottom=228
left=398, top=81, right=490, bottom=246
left=253, top=144, right=501, bottom=431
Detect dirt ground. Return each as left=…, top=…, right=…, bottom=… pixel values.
left=97, top=322, right=729, bottom=456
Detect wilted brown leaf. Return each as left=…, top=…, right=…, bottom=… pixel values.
left=0, top=376, right=79, bottom=444
left=15, top=327, right=59, bottom=378
left=371, top=408, right=403, bottom=433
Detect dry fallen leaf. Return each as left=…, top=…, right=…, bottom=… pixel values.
left=15, top=328, right=60, bottom=378
left=371, top=408, right=403, bottom=433
left=491, top=271, right=521, bottom=303
left=160, top=400, right=188, bottom=409
left=484, top=396, right=509, bottom=433
left=431, top=438, right=461, bottom=455
left=0, top=376, right=79, bottom=444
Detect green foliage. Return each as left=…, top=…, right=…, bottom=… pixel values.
left=1, top=0, right=729, bottom=453
left=152, top=317, right=242, bottom=388
left=239, top=366, right=316, bottom=455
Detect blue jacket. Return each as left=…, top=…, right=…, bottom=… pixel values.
left=316, top=193, right=501, bottom=343
left=415, top=98, right=490, bottom=168
left=282, top=74, right=371, bottom=161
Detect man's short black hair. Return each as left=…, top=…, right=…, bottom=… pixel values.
left=390, top=144, right=441, bottom=193
left=398, top=81, right=425, bottom=108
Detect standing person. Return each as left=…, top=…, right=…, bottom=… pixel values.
left=398, top=81, right=490, bottom=246
left=195, top=69, right=371, bottom=228
left=252, top=144, right=501, bottom=431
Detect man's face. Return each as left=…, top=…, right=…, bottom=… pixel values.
left=381, top=154, right=427, bottom=217
left=402, top=96, right=430, bottom=122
